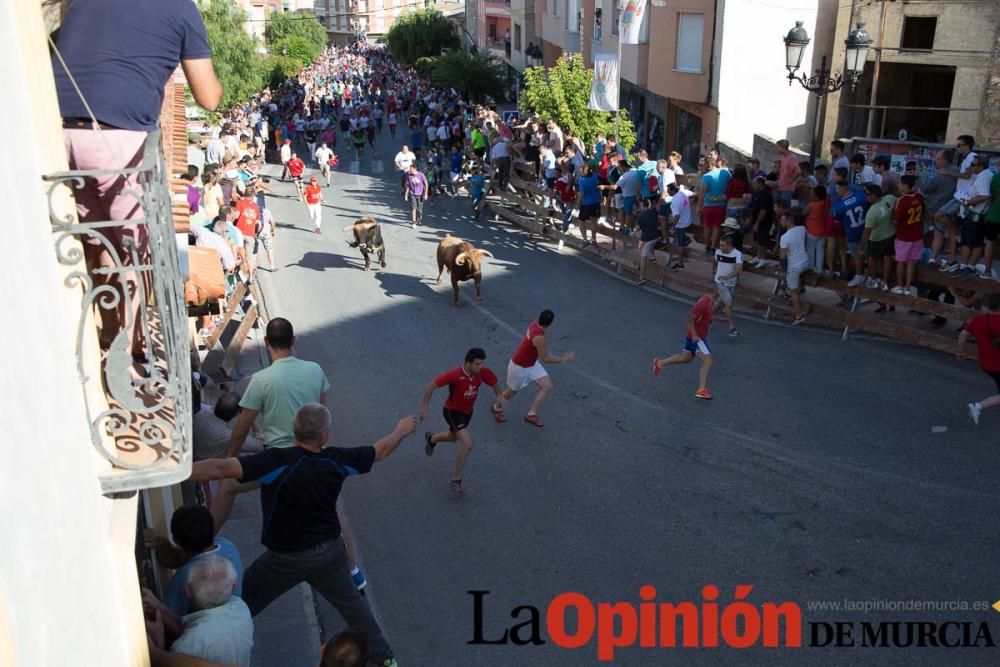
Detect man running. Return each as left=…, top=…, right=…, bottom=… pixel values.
left=279, top=138, right=292, bottom=181
left=286, top=152, right=306, bottom=201
left=304, top=175, right=325, bottom=234
left=419, top=348, right=504, bottom=496
left=404, top=162, right=428, bottom=228
left=315, top=141, right=335, bottom=187
left=491, top=309, right=575, bottom=427
left=652, top=284, right=716, bottom=400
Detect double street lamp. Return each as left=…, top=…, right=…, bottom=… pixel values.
left=783, top=21, right=873, bottom=167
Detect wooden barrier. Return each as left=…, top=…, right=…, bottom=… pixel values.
left=494, top=161, right=980, bottom=358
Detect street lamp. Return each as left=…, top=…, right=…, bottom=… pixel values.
left=783, top=21, right=872, bottom=166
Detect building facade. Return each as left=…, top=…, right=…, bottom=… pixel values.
left=822, top=0, right=1000, bottom=152
left=317, top=0, right=426, bottom=45
left=235, top=0, right=285, bottom=44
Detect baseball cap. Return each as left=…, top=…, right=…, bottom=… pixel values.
left=722, top=217, right=740, bottom=230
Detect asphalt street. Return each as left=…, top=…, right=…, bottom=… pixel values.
left=248, top=130, right=1000, bottom=666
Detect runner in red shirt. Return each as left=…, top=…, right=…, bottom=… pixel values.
left=286, top=152, right=306, bottom=201
left=303, top=175, right=325, bottom=234
left=958, top=295, right=1000, bottom=425
left=491, top=309, right=575, bottom=428
left=653, top=284, right=716, bottom=399
left=419, top=348, right=504, bottom=496
left=234, top=189, right=262, bottom=282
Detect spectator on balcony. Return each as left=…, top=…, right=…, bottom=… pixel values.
left=168, top=556, right=253, bottom=667
left=189, top=404, right=417, bottom=667
left=54, top=0, right=221, bottom=358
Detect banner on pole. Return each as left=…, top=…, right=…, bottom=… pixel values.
left=619, top=0, right=648, bottom=45
left=588, top=54, right=619, bottom=112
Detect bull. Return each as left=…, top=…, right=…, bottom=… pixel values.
left=435, top=234, right=494, bottom=307
left=343, top=217, right=386, bottom=271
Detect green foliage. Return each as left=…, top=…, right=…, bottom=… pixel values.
left=430, top=50, right=505, bottom=103
left=273, top=35, right=317, bottom=64
left=520, top=52, right=636, bottom=152
left=384, top=9, right=460, bottom=64
left=197, top=0, right=263, bottom=109
left=264, top=11, right=328, bottom=58
left=262, top=54, right=304, bottom=88
left=414, top=56, right=437, bottom=77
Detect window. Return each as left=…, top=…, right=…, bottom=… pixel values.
left=552, top=0, right=558, bottom=17
left=675, top=13, right=704, bottom=72
left=611, top=0, right=619, bottom=36
left=514, top=24, right=522, bottom=50
left=566, top=0, right=579, bottom=32
left=594, top=5, right=602, bottom=42
left=901, top=16, right=936, bottom=50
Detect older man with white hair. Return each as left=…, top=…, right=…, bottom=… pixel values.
left=169, top=556, right=253, bottom=667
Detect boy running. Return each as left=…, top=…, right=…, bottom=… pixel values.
left=420, top=348, right=504, bottom=496
left=652, top=284, right=716, bottom=399
left=714, top=234, right=743, bottom=337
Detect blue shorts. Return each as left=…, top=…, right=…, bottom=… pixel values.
left=683, top=337, right=711, bottom=356
left=674, top=226, right=692, bottom=247
left=623, top=196, right=637, bottom=215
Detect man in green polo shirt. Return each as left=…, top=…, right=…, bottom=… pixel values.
left=860, top=183, right=897, bottom=290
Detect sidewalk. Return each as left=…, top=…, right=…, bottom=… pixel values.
left=207, top=286, right=323, bottom=667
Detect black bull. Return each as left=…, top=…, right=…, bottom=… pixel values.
left=344, top=218, right=386, bottom=271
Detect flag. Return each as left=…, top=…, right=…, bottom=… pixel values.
left=619, top=0, right=648, bottom=45
left=588, top=54, right=619, bottom=112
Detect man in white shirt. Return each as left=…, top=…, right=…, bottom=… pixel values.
left=168, top=556, right=253, bottom=667
left=714, top=234, right=743, bottom=337
left=205, top=132, right=225, bottom=165
left=779, top=212, right=810, bottom=326
left=491, top=137, right=511, bottom=190
left=395, top=145, right=416, bottom=195
left=850, top=153, right=877, bottom=185
left=666, top=182, right=692, bottom=269
left=953, top=154, right=994, bottom=278
left=934, top=134, right=979, bottom=248
left=279, top=139, right=292, bottom=181
left=315, top=142, right=334, bottom=187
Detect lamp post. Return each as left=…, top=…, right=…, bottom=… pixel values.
left=783, top=21, right=872, bottom=167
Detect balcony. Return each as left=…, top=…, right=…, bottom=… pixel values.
left=44, top=129, right=192, bottom=494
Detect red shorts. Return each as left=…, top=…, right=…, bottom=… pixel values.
left=702, top=206, right=726, bottom=228
left=824, top=215, right=845, bottom=238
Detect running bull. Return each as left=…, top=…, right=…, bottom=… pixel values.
left=436, top=234, right=494, bottom=307
left=344, top=217, right=386, bottom=271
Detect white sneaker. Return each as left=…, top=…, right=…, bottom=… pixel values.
left=968, top=402, right=982, bottom=426
left=890, top=286, right=906, bottom=295
left=847, top=275, right=864, bottom=287
left=905, top=287, right=917, bottom=297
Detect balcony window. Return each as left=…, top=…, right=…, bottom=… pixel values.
left=566, top=0, right=580, bottom=32
left=611, top=0, right=619, bottom=36
left=901, top=16, right=936, bottom=51
left=675, top=12, right=704, bottom=72
left=594, top=4, right=602, bottom=42
left=553, top=0, right=558, bottom=18
left=514, top=23, right=522, bottom=50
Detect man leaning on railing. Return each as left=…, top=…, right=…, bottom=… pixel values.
left=51, top=0, right=222, bottom=364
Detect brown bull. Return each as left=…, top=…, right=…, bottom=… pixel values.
left=435, top=234, right=494, bottom=307
left=343, top=217, right=386, bottom=271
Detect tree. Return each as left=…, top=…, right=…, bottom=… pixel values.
left=264, top=11, right=328, bottom=58
left=520, top=52, right=637, bottom=152
left=262, top=54, right=304, bottom=88
left=273, top=35, right=318, bottom=65
left=198, top=0, right=263, bottom=109
left=384, top=9, right=460, bottom=64
left=430, top=50, right=505, bottom=103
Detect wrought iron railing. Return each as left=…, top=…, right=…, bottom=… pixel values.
left=45, top=129, right=192, bottom=494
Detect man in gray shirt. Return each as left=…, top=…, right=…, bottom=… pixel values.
left=922, top=149, right=959, bottom=266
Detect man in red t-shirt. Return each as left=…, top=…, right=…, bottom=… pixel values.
left=303, top=176, right=325, bottom=234
left=419, top=348, right=504, bottom=496
left=491, top=309, right=575, bottom=428
left=958, top=294, right=1000, bottom=425
left=653, top=284, right=716, bottom=399
left=234, top=188, right=261, bottom=282
left=286, top=152, right=306, bottom=201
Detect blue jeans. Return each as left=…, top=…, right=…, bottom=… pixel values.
left=242, top=537, right=393, bottom=663
left=559, top=201, right=574, bottom=232
left=806, top=232, right=826, bottom=272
